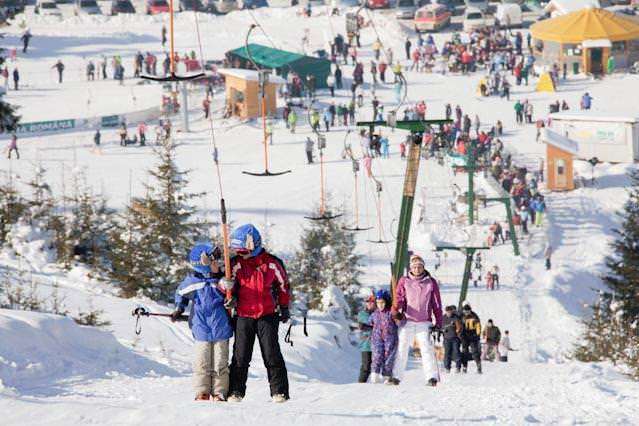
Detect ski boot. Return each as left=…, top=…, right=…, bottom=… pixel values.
left=227, top=392, right=243, bottom=402
left=195, top=393, right=210, bottom=401
left=211, top=394, right=226, bottom=402
left=477, top=363, right=483, bottom=374
left=272, top=394, right=289, bottom=403
left=428, top=378, right=438, bottom=387
left=383, top=376, right=394, bottom=385
left=462, top=366, right=467, bottom=374
left=455, top=367, right=461, bottom=374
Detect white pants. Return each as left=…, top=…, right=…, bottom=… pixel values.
left=393, top=321, right=438, bottom=382
left=193, top=340, right=229, bottom=397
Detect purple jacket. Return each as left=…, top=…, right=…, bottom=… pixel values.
left=395, top=273, right=443, bottom=328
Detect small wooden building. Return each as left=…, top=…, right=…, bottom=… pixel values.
left=217, top=68, right=284, bottom=120
left=542, top=128, right=579, bottom=191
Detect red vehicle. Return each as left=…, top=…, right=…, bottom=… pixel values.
left=367, top=0, right=391, bottom=9
left=146, top=0, right=169, bottom=14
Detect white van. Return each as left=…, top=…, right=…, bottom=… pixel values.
left=463, top=7, right=494, bottom=32
left=495, top=3, right=522, bottom=28
left=35, top=0, right=63, bottom=16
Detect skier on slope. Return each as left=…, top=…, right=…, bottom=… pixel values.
left=391, top=254, right=443, bottom=386
left=171, top=243, right=233, bottom=401
left=227, top=224, right=291, bottom=403
left=481, top=319, right=501, bottom=362
left=442, top=305, right=463, bottom=373
left=357, top=294, right=375, bottom=383
left=460, top=303, right=483, bottom=374
left=368, top=289, right=398, bottom=385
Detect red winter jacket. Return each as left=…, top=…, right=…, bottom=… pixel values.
left=231, top=250, right=290, bottom=319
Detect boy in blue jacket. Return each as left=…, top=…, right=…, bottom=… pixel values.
left=172, top=243, right=234, bottom=401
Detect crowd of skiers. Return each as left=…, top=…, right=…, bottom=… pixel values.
left=357, top=255, right=516, bottom=385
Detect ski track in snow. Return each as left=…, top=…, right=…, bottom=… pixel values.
left=1, top=5, right=639, bottom=425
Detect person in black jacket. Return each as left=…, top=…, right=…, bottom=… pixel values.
left=460, top=303, right=482, bottom=374
left=442, top=305, right=463, bottom=373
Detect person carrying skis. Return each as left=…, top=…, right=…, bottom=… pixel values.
left=442, top=305, right=463, bottom=373
left=460, top=302, right=482, bottom=374
left=7, top=134, right=19, bottom=159
left=52, top=60, right=65, bottom=84
left=391, top=254, right=443, bottom=386
left=368, top=289, right=398, bottom=384
left=171, top=243, right=233, bottom=401
left=227, top=224, right=290, bottom=403
left=357, top=294, right=376, bottom=383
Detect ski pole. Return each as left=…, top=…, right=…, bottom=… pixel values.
left=132, top=306, right=188, bottom=335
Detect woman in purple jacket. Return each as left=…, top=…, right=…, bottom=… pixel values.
left=391, top=254, right=443, bottom=386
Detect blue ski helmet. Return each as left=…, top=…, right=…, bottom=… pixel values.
left=188, top=243, right=217, bottom=275
left=230, top=224, right=262, bottom=257
left=375, top=289, right=391, bottom=303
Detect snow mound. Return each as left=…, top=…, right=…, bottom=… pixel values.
left=0, top=309, right=176, bottom=396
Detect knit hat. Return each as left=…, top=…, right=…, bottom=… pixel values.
left=409, top=254, right=425, bottom=267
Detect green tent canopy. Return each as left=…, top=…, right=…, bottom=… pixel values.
left=226, top=43, right=331, bottom=89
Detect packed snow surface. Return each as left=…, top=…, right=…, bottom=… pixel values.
left=1, top=5, right=639, bottom=425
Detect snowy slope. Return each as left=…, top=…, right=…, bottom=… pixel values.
left=1, top=5, right=639, bottom=425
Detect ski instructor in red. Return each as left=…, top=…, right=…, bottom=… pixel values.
left=226, top=224, right=291, bottom=403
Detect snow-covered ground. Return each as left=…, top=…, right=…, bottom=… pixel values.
left=2, top=6, right=639, bottom=425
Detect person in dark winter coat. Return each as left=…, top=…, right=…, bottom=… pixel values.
left=404, top=37, right=412, bottom=61
left=460, top=303, right=482, bottom=374
left=20, top=30, right=32, bottom=54
left=12, top=68, right=19, bottom=90
left=481, top=319, right=501, bottom=361
left=442, top=305, right=463, bottom=373
left=357, top=294, right=375, bottom=383
left=172, top=244, right=233, bottom=401
left=227, top=225, right=290, bottom=403
left=369, top=290, right=398, bottom=384
left=52, top=60, right=65, bottom=83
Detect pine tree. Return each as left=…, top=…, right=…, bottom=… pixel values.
left=601, top=169, right=639, bottom=322
left=108, top=138, right=202, bottom=301
left=575, top=169, right=639, bottom=379
left=288, top=205, right=361, bottom=312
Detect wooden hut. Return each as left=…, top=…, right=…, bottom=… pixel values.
left=217, top=68, right=284, bottom=120
left=542, top=128, right=579, bottom=191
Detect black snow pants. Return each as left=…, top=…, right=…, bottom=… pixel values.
left=229, top=314, right=289, bottom=398
left=443, top=337, right=461, bottom=370
left=358, top=351, right=372, bottom=383
left=461, top=337, right=481, bottom=368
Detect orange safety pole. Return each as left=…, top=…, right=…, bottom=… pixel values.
left=262, top=95, right=269, bottom=171
left=376, top=192, right=383, bottom=240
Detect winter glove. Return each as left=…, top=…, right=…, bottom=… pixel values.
left=224, top=297, right=237, bottom=310
left=391, top=310, right=405, bottom=321
left=170, top=308, right=184, bottom=323
left=220, top=277, right=235, bottom=291
left=279, top=306, right=290, bottom=324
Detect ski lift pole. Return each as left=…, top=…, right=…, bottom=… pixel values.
left=261, top=91, right=269, bottom=171
left=220, top=197, right=233, bottom=304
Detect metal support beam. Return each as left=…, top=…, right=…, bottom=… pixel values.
left=435, top=245, right=489, bottom=310
left=485, top=197, right=520, bottom=256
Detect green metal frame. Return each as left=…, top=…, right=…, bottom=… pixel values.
left=435, top=245, right=490, bottom=310
left=356, top=118, right=452, bottom=301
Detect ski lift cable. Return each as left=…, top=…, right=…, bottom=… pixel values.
left=190, top=3, right=234, bottom=300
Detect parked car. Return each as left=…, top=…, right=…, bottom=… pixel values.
left=239, top=0, right=269, bottom=8
left=463, top=7, right=494, bottom=32
left=146, top=0, right=170, bottom=14
left=35, top=0, right=63, bottom=16
left=464, top=0, right=488, bottom=11
left=367, top=0, right=391, bottom=9
left=395, top=0, right=416, bottom=19
left=207, top=0, right=239, bottom=13
left=0, top=0, right=26, bottom=19
left=414, top=4, right=452, bottom=32
left=74, top=0, right=102, bottom=15
left=178, top=0, right=204, bottom=11
left=495, top=3, right=521, bottom=28
left=110, top=0, right=135, bottom=14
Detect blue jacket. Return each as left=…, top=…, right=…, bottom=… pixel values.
left=175, top=275, right=233, bottom=342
